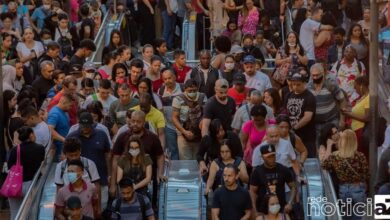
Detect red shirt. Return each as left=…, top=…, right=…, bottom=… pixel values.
left=151, top=78, right=163, bottom=93
left=227, top=87, right=249, bottom=108
left=47, top=91, right=77, bottom=125
left=172, top=63, right=192, bottom=84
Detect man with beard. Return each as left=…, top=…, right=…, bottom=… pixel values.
left=307, top=63, right=347, bottom=135
left=328, top=27, right=346, bottom=65
left=110, top=178, right=155, bottom=220
left=212, top=164, right=252, bottom=220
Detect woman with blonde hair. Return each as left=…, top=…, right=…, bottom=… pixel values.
left=321, top=129, right=368, bottom=220
left=116, top=136, right=153, bottom=195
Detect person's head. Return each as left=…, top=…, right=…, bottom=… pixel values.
left=109, top=29, right=122, bottom=47
left=210, top=119, right=225, bottom=140
left=354, top=75, right=369, bottom=96
left=224, top=54, right=235, bottom=71
left=118, top=178, right=136, bottom=201
left=98, top=79, right=112, bottom=100
left=363, top=7, right=370, bottom=21
left=137, top=77, right=153, bottom=96
left=0, top=12, right=13, bottom=29
left=130, top=110, right=146, bottom=133
left=263, top=194, right=281, bottom=215
left=292, top=0, right=304, bottom=8
left=86, top=101, right=104, bottom=122
left=183, top=79, right=199, bottom=99
left=199, top=50, right=211, bottom=69
left=260, top=144, right=276, bottom=167
left=117, top=84, right=131, bottom=104
left=310, top=63, right=325, bottom=84
left=219, top=139, right=238, bottom=161
left=250, top=104, right=267, bottom=127
left=129, top=59, right=144, bottom=84
left=255, top=30, right=265, bottom=44
left=67, top=159, right=84, bottom=184
left=244, top=0, right=254, bottom=10
left=266, top=126, right=281, bottom=145
left=343, top=45, right=357, bottom=62
left=174, top=49, right=186, bottom=67
left=79, top=18, right=95, bottom=40
left=7, top=1, right=17, bottom=17
left=83, top=61, right=97, bottom=79
left=117, top=45, right=132, bottom=62
left=79, top=3, right=90, bottom=17
left=58, top=93, right=74, bottom=111
left=66, top=196, right=83, bottom=218
left=112, top=63, right=128, bottom=83
left=226, top=20, right=237, bottom=32
left=78, top=39, right=96, bottom=57
left=40, top=60, right=55, bottom=80
left=46, top=41, right=61, bottom=58
left=214, top=79, right=229, bottom=102
left=311, top=6, right=323, bottom=21
left=334, top=27, right=346, bottom=45
left=214, top=36, right=232, bottom=54
left=232, top=73, right=246, bottom=92
left=4, top=89, right=17, bottom=110
left=78, top=111, right=94, bottom=136
left=276, top=114, right=291, bottom=138
left=80, top=78, right=95, bottom=96
left=62, top=76, right=78, bottom=94
left=243, top=55, right=256, bottom=75
left=230, top=45, right=244, bottom=62
left=153, top=38, right=168, bottom=56
left=264, top=88, right=281, bottom=111
left=40, top=29, right=52, bottom=44
left=223, top=163, right=240, bottom=188
left=17, top=126, right=35, bottom=143
left=248, top=89, right=263, bottom=105
left=286, top=31, right=298, bottom=46
left=336, top=129, right=358, bottom=158
left=20, top=106, right=41, bottom=126
left=2, top=32, right=12, bottom=50
left=290, top=71, right=307, bottom=94
left=348, top=23, right=364, bottom=41
left=319, top=123, right=339, bottom=147
left=142, top=44, right=154, bottom=61
left=22, top=27, right=35, bottom=42
left=57, top=13, right=69, bottom=29
left=126, top=135, right=146, bottom=159
left=150, top=55, right=162, bottom=74
left=161, top=68, right=177, bottom=88
left=63, top=137, right=82, bottom=161
left=320, top=11, right=337, bottom=27
left=139, top=93, right=152, bottom=113
left=242, top=34, right=254, bottom=48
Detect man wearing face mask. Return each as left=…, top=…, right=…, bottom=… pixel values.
left=212, top=164, right=252, bottom=220
left=55, top=159, right=100, bottom=220
left=31, top=0, right=53, bottom=32
left=242, top=34, right=265, bottom=64
left=307, top=63, right=347, bottom=137
left=172, top=79, right=207, bottom=160
left=186, top=50, right=219, bottom=98
left=219, top=54, right=238, bottom=87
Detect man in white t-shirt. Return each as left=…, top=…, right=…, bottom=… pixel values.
left=242, top=55, right=272, bottom=94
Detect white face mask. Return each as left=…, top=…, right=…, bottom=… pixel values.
left=43, top=4, right=51, bottom=10
left=129, top=148, right=140, bottom=157
left=225, top=63, right=235, bottom=70
left=288, top=42, right=296, bottom=47
left=269, top=204, right=281, bottom=214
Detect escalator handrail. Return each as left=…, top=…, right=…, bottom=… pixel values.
left=322, top=169, right=343, bottom=220
left=15, top=148, right=56, bottom=220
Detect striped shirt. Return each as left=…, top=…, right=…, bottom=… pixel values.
left=307, top=75, right=344, bottom=123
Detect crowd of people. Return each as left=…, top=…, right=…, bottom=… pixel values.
left=0, top=0, right=389, bottom=219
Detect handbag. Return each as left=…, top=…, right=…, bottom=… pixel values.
left=272, top=61, right=290, bottom=86
left=0, top=145, right=23, bottom=198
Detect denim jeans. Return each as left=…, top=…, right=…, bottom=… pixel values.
left=161, top=10, right=177, bottom=49
left=165, top=127, right=179, bottom=160
left=338, top=183, right=366, bottom=220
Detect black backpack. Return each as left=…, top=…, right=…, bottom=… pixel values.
left=57, top=26, right=73, bottom=57
left=103, top=193, right=147, bottom=220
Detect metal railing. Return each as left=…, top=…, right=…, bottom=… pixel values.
left=322, top=170, right=343, bottom=220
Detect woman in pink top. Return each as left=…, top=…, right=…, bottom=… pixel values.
left=237, top=0, right=259, bottom=36
left=240, top=104, right=267, bottom=166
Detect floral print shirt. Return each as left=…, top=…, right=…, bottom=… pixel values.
left=238, top=9, right=259, bottom=36
left=321, top=151, right=369, bottom=184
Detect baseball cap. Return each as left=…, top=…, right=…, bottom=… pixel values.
left=215, top=78, right=229, bottom=90
left=233, top=73, right=246, bottom=85
left=70, top=64, right=82, bottom=73
left=230, top=45, right=244, bottom=54
left=79, top=112, right=94, bottom=129
left=243, top=55, right=256, bottom=64
left=290, top=72, right=307, bottom=82
left=83, top=61, right=96, bottom=72
left=260, top=144, right=276, bottom=156
left=66, top=196, right=82, bottom=210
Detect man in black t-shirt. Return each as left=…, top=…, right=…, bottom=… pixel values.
left=212, top=164, right=252, bottom=219
left=249, top=144, right=296, bottom=216
left=285, top=72, right=317, bottom=158
left=201, top=79, right=236, bottom=137
left=70, top=39, right=96, bottom=67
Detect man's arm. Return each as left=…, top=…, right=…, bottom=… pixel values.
left=48, top=125, right=65, bottom=142
left=54, top=206, right=66, bottom=220
left=293, top=111, right=313, bottom=130
left=249, top=185, right=258, bottom=216
left=109, top=154, right=120, bottom=197
left=285, top=181, right=297, bottom=213
left=157, top=154, right=165, bottom=183
left=211, top=208, right=220, bottom=220
left=157, top=127, right=166, bottom=149
left=241, top=209, right=251, bottom=220
left=201, top=118, right=211, bottom=137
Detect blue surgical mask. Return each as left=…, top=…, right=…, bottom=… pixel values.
left=67, top=172, right=79, bottom=184
left=187, top=92, right=197, bottom=99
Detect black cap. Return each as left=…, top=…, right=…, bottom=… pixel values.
left=289, top=71, right=308, bottom=82
left=79, top=112, right=94, bottom=128
left=260, top=144, right=276, bottom=156
left=233, top=73, right=246, bottom=85
left=66, top=196, right=82, bottom=209
left=70, top=64, right=82, bottom=73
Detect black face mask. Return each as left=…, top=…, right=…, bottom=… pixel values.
left=313, top=75, right=324, bottom=84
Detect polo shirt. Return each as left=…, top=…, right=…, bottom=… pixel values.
left=67, top=128, right=111, bottom=185
left=47, top=106, right=70, bottom=154
left=243, top=71, right=272, bottom=94
left=109, top=98, right=139, bottom=127
left=131, top=105, right=166, bottom=131
left=55, top=181, right=98, bottom=219
left=111, top=195, right=154, bottom=220
left=68, top=123, right=112, bottom=148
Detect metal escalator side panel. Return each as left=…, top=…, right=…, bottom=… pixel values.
left=321, top=170, right=343, bottom=220
left=37, top=163, right=58, bottom=220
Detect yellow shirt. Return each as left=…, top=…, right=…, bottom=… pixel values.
left=131, top=106, right=166, bottom=130
left=351, top=95, right=369, bottom=131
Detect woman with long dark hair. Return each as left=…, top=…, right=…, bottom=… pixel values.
left=137, top=77, right=163, bottom=110
left=153, top=38, right=171, bottom=68
left=263, top=88, right=283, bottom=116
left=346, top=23, right=369, bottom=69
left=102, top=29, right=122, bottom=61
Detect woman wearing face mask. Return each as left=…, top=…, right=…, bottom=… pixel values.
left=211, top=36, right=232, bottom=70
left=116, top=136, right=152, bottom=195
left=257, top=193, right=290, bottom=220
left=219, top=55, right=238, bottom=86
